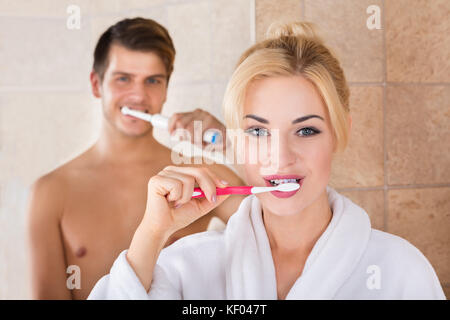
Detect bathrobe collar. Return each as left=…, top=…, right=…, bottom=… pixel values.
left=224, top=186, right=372, bottom=299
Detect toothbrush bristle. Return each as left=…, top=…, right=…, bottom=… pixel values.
left=121, top=106, right=129, bottom=115
left=276, top=183, right=300, bottom=192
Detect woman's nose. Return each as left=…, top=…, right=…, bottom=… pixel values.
left=268, top=134, right=297, bottom=170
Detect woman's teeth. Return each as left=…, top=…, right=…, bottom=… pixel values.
left=269, top=178, right=299, bottom=186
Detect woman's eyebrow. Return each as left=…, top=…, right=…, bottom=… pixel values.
left=292, top=114, right=324, bottom=124
left=243, top=114, right=324, bottom=124
left=243, top=114, right=269, bottom=123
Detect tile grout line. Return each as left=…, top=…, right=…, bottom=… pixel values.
left=384, top=82, right=450, bottom=86
left=0, top=87, right=88, bottom=92
left=208, top=0, right=214, bottom=111
left=388, top=183, right=450, bottom=189
left=250, top=0, right=256, bottom=44
left=301, top=0, right=305, bottom=20
left=348, top=82, right=450, bottom=86
left=336, top=183, right=450, bottom=193
left=381, top=0, right=388, bottom=232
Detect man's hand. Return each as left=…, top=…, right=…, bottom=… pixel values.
left=167, top=108, right=227, bottom=150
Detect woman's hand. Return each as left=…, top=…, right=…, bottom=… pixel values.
left=126, top=165, right=229, bottom=292
left=142, top=165, right=229, bottom=237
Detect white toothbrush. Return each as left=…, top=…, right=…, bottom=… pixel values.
left=121, top=106, right=221, bottom=144
left=191, top=182, right=300, bottom=198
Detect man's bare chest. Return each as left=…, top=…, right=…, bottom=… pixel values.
left=60, top=173, right=149, bottom=254
left=58, top=174, right=151, bottom=298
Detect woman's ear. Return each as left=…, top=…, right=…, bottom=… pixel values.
left=90, top=71, right=102, bottom=98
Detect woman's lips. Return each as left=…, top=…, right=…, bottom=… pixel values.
left=262, top=176, right=304, bottom=199
left=270, top=188, right=300, bottom=198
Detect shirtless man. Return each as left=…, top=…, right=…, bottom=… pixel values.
left=26, top=18, right=243, bottom=299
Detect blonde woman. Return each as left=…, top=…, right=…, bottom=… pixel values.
left=88, top=22, right=445, bottom=300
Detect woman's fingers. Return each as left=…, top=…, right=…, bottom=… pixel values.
left=145, top=165, right=230, bottom=235
left=158, top=170, right=195, bottom=206
left=162, top=166, right=227, bottom=204
left=147, top=174, right=183, bottom=203
left=192, top=191, right=229, bottom=218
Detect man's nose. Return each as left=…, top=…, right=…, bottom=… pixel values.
left=127, top=83, right=148, bottom=103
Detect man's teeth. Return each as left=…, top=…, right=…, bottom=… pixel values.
left=269, top=178, right=299, bottom=186
left=121, top=106, right=149, bottom=113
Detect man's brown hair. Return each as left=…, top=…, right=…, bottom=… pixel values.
left=93, top=17, right=176, bottom=83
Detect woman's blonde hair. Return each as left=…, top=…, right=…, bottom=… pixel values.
left=223, top=21, right=350, bottom=152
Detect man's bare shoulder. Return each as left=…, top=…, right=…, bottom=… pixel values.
left=28, top=172, right=65, bottom=223
left=58, top=146, right=98, bottom=173
left=29, top=148, right=97, bottom=217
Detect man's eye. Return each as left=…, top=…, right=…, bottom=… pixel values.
left=244, top=127, right=270, bottom=137
left=297, top=127, right=320, bottom=137
left=146, top=78, right=160, bottom=84
left=117, top=76, right=128, bottom=82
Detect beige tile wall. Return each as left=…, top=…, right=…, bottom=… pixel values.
left=255, top=0, right=449, bottom=298
left=0, top=0, right=448, bottom=299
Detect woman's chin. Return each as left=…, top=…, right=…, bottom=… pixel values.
left=258, top=194, right=305, bottom=217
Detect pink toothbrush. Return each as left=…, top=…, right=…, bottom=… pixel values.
left=191, top=183, right=300, bottom=198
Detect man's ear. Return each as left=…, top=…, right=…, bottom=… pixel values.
left=90, top=71, right=102, bottom=98
left=162, top=79, right=169, bottom=104
left=348, top=113, right=352, bottom=134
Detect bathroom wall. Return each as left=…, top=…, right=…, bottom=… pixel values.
left=255, top=0, right=449, bottom=298
left=0, top=0, right=448, bottom=299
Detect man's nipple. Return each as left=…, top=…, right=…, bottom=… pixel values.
left=75, top=246, right=87, bottom=258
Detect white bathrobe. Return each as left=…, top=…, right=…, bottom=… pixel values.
left=88, top=187, right=445, bottom=300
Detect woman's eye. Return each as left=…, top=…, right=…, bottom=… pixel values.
left=244, top=127, right=270, bottom=137
left=297, top=127, right=320, bottom=137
